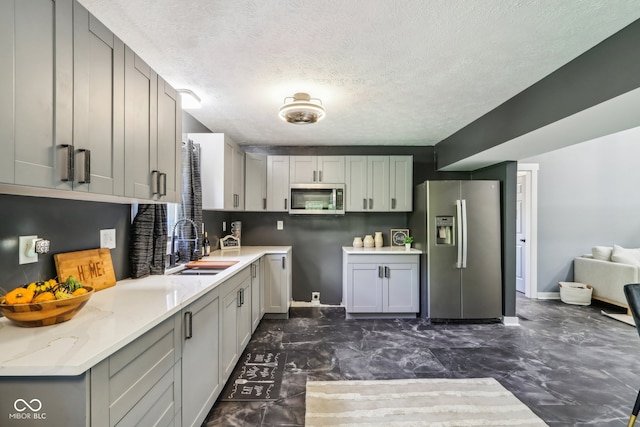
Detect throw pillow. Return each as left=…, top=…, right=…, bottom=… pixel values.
left=611, top=244, right=640, bottom=267
left=592, top=246, right=613, bottom=261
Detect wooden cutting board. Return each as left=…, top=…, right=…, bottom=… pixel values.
left=54, top=248, right=116, bottom=291
left=185, top=260, right=238, bottom=269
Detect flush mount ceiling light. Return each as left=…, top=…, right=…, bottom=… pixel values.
left=177, top=89, right=201, bottom=109
left=279, top=92, right=325, bottom=124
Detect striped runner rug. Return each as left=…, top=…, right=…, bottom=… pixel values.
left=305, top=378, right=547, bottom=426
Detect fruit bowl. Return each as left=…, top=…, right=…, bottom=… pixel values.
left=0, top=286, right=94, bottom=327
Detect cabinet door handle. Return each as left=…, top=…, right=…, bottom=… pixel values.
left=391, top=198, right=396, bottom=210
left=369, top=198, right=373, bottom=209
left=237, top=290, right=242, bottom=307
left=282, top=256, right=286, bottom=270
left=159, top=172, right=167, bottom=196
left=151, top=170, right=160, bottom=195
left=184, top=311, right=193, bottom=339
left=363, top=198, right=367, bottom=210
left=313, top=170, right=317, bottom=182
left=384, top=266, right=390, bottom=278
left=252, top=263, right=256, bottom=278
left=263, top=198, right=267, bottom=210
left=319, top=170, right=322, bottom=182
left=378, top=266, right=383, bottom=278
left=76, top=149, right=91, bottom=184
left=284, top=198, right=288, bottom=210
left=58, top=144, right=74, bottom=182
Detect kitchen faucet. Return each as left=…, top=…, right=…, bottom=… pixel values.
left=169, top=218, right=200, bottom=267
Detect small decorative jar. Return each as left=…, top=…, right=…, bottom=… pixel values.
left=374, top=231, right=383, bottom=248
left=353, top=237, right=363, bottom=248
left=363, top=235, right=375, bottom=248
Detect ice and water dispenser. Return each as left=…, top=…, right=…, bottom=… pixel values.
left=435, top=216, right=454, bottom=245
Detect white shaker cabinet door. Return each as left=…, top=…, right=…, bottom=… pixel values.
left=245, top=153, right=267, bottom=211
left=267, top=156, right=290, bottom=212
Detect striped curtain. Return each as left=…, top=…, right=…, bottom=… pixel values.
left=177, top=139, right=202, bottom=262
left=130, top=204, right=167, bottom=278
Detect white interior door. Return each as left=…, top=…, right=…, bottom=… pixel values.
left=516, top=174, right=527, bottom=294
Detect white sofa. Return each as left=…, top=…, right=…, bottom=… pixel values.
left=573, top=245, right=640, bottom=311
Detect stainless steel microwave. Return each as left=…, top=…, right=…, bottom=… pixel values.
left=289, top=183, right=345, bottom=215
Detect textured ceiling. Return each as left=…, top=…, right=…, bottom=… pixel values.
left=78, top=0, right=640, bottom=147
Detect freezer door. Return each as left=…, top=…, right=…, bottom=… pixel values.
left=427, top=181, right=462, bottom=319
left=460, top=181, right=502, bottom=318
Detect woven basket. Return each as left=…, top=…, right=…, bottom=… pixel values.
left=559, top=282, right=592, bottom=306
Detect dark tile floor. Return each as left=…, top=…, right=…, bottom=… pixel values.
left=204, top=295, right=640, bottom=426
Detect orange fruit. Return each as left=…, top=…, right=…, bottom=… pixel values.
left=33, top=292, right=56, bottom=303
left=72, top=288, right=88, bottom=297
left=4, top=287, right=35, bottom=304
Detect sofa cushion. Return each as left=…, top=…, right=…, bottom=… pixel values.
left=611, top=244, right=640, bottom=267
left=592, top=246, right=613, bottom=261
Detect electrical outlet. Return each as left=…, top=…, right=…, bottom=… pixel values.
left=277, top=220, right=284, bottom=230
left=311, top=292, right=320, bottom=305
left=100, top=229, right=116, bottom=249
left=19, top=235, right=38, bottom=264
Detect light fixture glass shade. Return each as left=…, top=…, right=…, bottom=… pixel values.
left=177, top=89, right=201, bottom=109
left=279, top=93, right=325, bottom=124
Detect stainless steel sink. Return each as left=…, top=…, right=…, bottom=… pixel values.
left=172, top=269, right=224, bottom=276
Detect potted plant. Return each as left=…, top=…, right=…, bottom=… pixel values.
left=403, top=236, right=414, bottom=250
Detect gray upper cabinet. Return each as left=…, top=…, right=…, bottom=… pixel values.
left=346, top=156, right=412, bottom=212
left=1, top=0, right=181, bottom=203
left=0, top=2, right=15, bottom=184
left=389, top=155, right=413, bottom=211
left=245, top=153, right=267, bottom=211
left=157, top=77, right=182, bottom=203
left=10, top=0, right=74, bottom=189
left=289, top=156, right=345, bottom=184
left=73, top=3, right=125, bottom=196
left=267, top=156, right=290, bottom=212
left=124, top=46, right=158, bottom=199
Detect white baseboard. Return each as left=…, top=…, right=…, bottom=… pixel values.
left=537, top=292, right=561, bottom=300
left=502, top=316, right=520, bottom=326
left=290, top=301, right=342, bottom=308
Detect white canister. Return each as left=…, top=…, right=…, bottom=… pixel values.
left=363, top=235, right=375, bottom=248
left=374, top=231, right=383, bottom=248
left=353, top=237, right=363, bottom=248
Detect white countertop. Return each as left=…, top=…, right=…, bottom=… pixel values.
left=0, top=246, right=290, bottom=377
left=342, top=246, right=423, bottom=254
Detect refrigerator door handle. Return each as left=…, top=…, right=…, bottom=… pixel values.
left=461, top=199, right=468, bottom=269
left=456, top=200, right=463, bottom=268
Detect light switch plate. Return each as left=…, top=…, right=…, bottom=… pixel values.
left=19, top=235, right=38, bottom=264
left=100, top=229, right=116, bottom=249
left=277, top=220, right=284, bottom=230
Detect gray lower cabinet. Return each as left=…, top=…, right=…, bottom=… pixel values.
left=220, top=267, right=252, bottom=382
left=264, top=251, right=292, bottom=318
left=181, top=287, right=221, bottom=427
left=250, top=259, right=263, bottom=333
left=90, top=315, right=182, bottom=427
left=344, top=254, right=419, bottom=318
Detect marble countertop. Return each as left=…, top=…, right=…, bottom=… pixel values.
left=342, top=246, right=423, bottom=254
left=0, top=246, right=290, bottom=377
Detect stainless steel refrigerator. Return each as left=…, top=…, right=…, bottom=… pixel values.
left=409, top=180, right=502, bottom=319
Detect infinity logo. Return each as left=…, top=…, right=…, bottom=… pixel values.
left=14, top=399, right=42, bottom=412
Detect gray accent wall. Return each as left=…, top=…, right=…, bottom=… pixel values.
left=472, top=162, right=518, bottom=317
left=523, top=126, right=640, bottom=293
left=0, top=194, right=132, bottom=290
